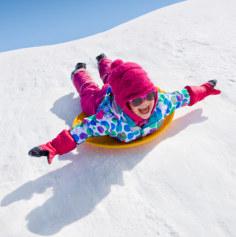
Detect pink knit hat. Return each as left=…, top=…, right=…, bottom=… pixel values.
left=108, top=59, right=158, bottom=126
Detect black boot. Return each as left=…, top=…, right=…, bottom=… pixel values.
left=96, top=53, right=106, bottom=63
left=71, top=62, right=86, bottom=78
left=75, top=62, right=86, bottom=70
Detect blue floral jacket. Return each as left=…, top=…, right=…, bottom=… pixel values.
left=70, top=87, right=190, bottom=144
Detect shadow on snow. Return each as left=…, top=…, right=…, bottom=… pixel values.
left=1, top=106, right=206, bottom=235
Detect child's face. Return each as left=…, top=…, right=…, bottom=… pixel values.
left=128, top=92, right=156, bottom=120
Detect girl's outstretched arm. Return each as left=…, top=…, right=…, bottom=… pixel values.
left=28, top=110, right=111, bottom=164
left=159, top=80, right=221, bottom=118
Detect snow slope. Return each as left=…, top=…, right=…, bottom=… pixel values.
left=1, top=0, right=236, bottom=236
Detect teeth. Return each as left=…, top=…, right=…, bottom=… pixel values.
left=139, top=106, right=149, bottom=114
left=139, top=105, right=148, bottom=110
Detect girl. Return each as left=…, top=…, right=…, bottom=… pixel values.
left=29, top=54, right=221, bottom=164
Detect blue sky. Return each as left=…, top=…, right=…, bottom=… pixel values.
left=0, top=0, right=184, bottom=52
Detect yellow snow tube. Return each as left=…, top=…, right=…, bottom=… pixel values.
left=72, top=89, right=174, bottom=149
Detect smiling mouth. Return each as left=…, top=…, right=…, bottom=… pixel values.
left=138, top=106, right=150, bottom=115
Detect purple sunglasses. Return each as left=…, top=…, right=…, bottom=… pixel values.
left=129, top=91, right=156, bottom=107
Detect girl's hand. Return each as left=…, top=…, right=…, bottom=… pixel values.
left=28, top=129, right=76, bottom=164
left=185, top=80, right=221, bottom=106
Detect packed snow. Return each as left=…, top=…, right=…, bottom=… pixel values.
left=1, top=0, right=236, bottom=236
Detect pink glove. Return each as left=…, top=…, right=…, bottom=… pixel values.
left=28, top=129, right=77, bottom=164
left=185, top=80, right=221, bottom=106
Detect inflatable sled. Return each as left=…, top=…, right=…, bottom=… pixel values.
left=72, top=89, right=174, bottom=149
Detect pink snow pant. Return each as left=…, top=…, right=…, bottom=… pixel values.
left=72, top=58, right=112, bottom=116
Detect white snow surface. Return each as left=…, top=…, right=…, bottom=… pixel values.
left=1, top=0, right=236, bottom=236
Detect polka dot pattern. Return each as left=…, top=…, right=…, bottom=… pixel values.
left=70, top=87, right=190, bottom=144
